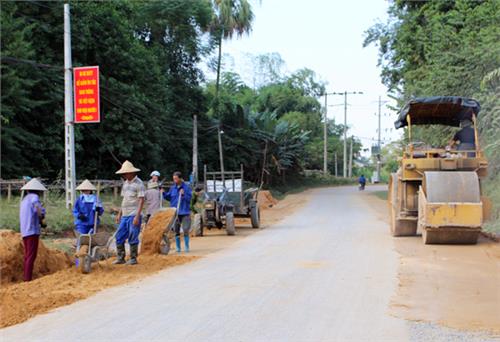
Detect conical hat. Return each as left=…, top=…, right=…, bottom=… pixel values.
left=115, top=160, right=140, bottom=174
left=76, top=179, right=97, bottom=191
left=21, top=178, right=47, bottom=191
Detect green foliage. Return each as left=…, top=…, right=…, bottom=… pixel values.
left=365, top=0, right=500, bottom=145
left=0, top=193, right=119, bottom=234
left=270, top=173, right=356, bottom=198
left=1, top=0, right=213, bottom=179
left=1, top=1, right=360, bottom=191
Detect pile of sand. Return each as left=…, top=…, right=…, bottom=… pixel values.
left=0, top=254, right=199, bottom=328
left=0, top=230, right=72, bottom=285
left=258, top=190, right=278, bottom=210
left=141, top=208, right=176, bottom=255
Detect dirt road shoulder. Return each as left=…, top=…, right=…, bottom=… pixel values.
left=364, top=188, right=500, bottom=334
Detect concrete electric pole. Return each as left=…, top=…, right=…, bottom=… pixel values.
left=375, top=96, right=388, bottom=183
left=192, top=114, right=198, bottom=185
left=348, top=136, right=353, bottom=178
left=330, top=91, right=363, bottom=178
left=64, top=3, right=76, bottom=209
left=323, top=93, right=328, bottom=175
left=334, top=153, right=338, bottom=177
left=217, top=123, right=225, bottom=182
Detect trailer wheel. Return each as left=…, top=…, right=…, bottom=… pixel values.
left=79, top=255, right=91, bottom=274
left=250, top=205, right=260, bottom=228
left=193, top=213, right=203, bottom=236
left=226, top=212, right=235, bottom=235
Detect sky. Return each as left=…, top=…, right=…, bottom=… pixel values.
left=212, top=0, right=402, bottom=154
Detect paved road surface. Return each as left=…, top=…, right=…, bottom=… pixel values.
left=1, top=187, right=495, bottom=341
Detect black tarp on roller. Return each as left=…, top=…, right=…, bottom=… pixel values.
left=395, top=96, right=481, bottom=129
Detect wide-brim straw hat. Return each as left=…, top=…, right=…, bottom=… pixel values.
left=147, top=181, right=159, bottom=189
left=76, top=179, right=97, bottom=191
left=21, top=178, right=48, bottom=191
left=115, top=160, right=140, bottom=174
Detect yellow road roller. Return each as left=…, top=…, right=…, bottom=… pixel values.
left=389, top=96, right=488, bottom=244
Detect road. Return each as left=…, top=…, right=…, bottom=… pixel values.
left=1, top=186, right=496, bottom=341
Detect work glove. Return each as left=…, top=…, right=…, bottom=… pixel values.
left=78, top=214, right=87, bottom=221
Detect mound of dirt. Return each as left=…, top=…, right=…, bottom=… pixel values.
left=258, top=190, right=278, bottom=210
left=0, top=230, right=72, bottom=285
left=0, top=254, right=199, bottom=328
left=141, top=208, right=176, bottom=255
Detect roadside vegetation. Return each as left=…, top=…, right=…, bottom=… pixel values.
left=1, top=0, right=365, bottom=191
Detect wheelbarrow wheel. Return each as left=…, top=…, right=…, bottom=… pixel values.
left=226, top=212, right=235, bottom=236
left=160, top=233, right=171, bottom=255
left=193, top=213, right=203, bottom=237
left=250, top=205, right=260, bottom=229
left=79, top=255, right=92, bottom=274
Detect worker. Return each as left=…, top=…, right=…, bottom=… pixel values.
left=149, top=170, right=160, bottom=185
left=449, top=119, right=476, bottom=156
left=19, top=178, right=47, bottom=281
left=114, top=160, right=145, bottom=265
left=144, top=181, right=161, bottom=223
left=163, top=171, right=192, bottom=253
left=190, top=185, right=204, bottom=214
left=358, top=174, right=366, bottom=191
left=73, top=180, right=104, bottom=235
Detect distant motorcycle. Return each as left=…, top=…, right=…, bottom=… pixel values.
left=358, top=175, right=366, bottom=191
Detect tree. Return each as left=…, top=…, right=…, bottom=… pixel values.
left=210, top=0, right=254, bottom=101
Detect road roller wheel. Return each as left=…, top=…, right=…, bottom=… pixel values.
left=389, top=173, right=417, bottom=237
left=421, top=172, right=482, bottom=244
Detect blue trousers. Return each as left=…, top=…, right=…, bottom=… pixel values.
left=75, top=224, right=93, bottom=234
left=116, top=215, right=141, bottom=246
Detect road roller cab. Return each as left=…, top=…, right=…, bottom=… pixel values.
left=389, top=96, right=488, bottom=244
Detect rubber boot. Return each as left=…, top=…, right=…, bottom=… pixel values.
left=113, top=244, right=126, bottom=264
left=126, top=244, right=138, bottom=265
left=175, top=236, right=181, bottom=253
left=184, top=235, right=190, bottom=253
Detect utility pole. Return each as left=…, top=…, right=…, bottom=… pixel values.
left=217, top=123, right=225, bottom=182
left=348, top=136, right=353, bottom=178
left=323, top=93, right=328, bottom=175
left=334, top=153, right=338, bottom=177
left=375, top=96, right=388, bottom=183
left=260, top=140, right=268, bottom=186
left=330, top=91, right=363, bottom=177
left=192, top=114, right=198, bottom=185
left=376, top=96, right=382, bottom=183
left=64, top=3, right=76, bottom=209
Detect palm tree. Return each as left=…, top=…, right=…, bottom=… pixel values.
left=211, top=0, right=254, bottom=99
left=210, top=0, right=254, bottom=178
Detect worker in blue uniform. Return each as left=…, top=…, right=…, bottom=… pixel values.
left=163, top=171, right=192, bottom=252
left=73, top=179, right=104, bottom=235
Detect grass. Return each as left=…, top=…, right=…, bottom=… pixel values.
left=371, top=190, right=388, bottom=201
left=0, top=191, right=121, bottom=235
left=482, top=173, right=500, bottom=235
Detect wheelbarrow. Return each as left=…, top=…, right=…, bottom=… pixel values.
left=158, top=193, right=183, bottom=255
left=75, top=229, right=116, bottom=274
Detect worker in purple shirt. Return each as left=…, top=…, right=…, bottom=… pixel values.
left=163, top=171, right=192, bottom=252
left=19, top=178, right=47, bottom=282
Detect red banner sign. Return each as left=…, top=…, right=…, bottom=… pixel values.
left=73, top=66, right=100, bottom=123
